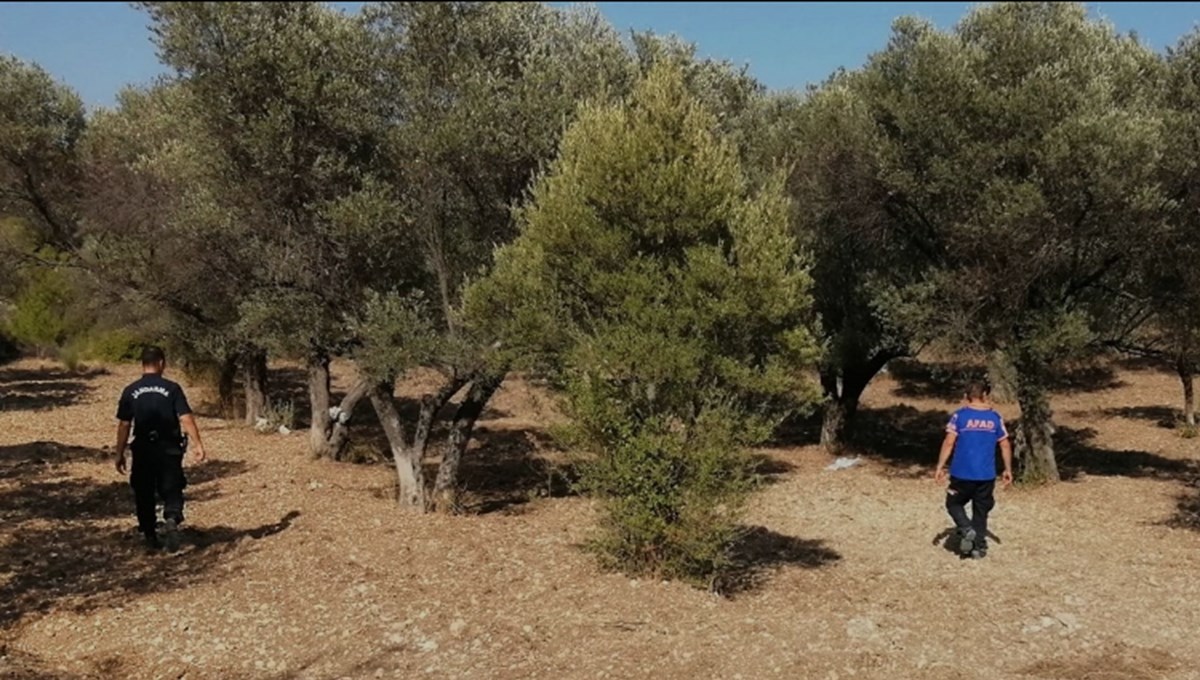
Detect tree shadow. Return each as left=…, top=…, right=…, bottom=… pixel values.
left=0, top=440, right=279, bottom=629
left=0, top=442, right=251, bottom=522
left=748, top=453, right=797, bottom=486
left=888, top=359, right=982, bottom=401
left=1165, top=482, right=1200, bottom=533
left=842, top=404, right=948, bottom=477
left=1055, top=426, right=1199, bottom=482
left=716, top=526, right=841, bottom=596
left=0, top=366, right=105, bottom=412
left=451, top=427, right=575, bottom=515
left=267, top=367, right=312, bottom=427
left=1096, top=405, right=1181, bottom=430
left=887, top=359, right=1125, bottom=401
left=767, top=411, right=822, bottom=448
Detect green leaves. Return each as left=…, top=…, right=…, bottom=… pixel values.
left=466, top=62, right=821, bottom=582
left=0, top=56, right=85, bottom=250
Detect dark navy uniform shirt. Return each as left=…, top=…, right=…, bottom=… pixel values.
left=116, top=374, right=192, bottom=444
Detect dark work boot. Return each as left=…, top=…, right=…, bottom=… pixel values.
left=958, top=527, right=977, bottom=556
left=162, top=518, right=181, bottom=553
left=143, top=531, right=161, bottom=552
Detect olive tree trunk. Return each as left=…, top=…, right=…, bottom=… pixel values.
left=369, top=380, right=426, bottom=510
left=1013, top=363, right=1059, bottom=484
left=308, top=352, right=334, bottom=457
left=242, top=347, right=269, bottom=427
left=1180, top=363, right=1196, bottom=428
left=433, top=373, right=503, bottom=514
left=818, top=351, right=897, bottom=451
left=306, top=352, right=371, bottom=460
left=217, top=352, right=239, bottom=418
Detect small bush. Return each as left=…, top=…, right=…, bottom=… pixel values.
left=464, top=64, right=821, bottom=586
left=255, top=399, right=295, bottom=434
left=1182, top=425, right=1198, bottom=440
left=83, top=329, right=144, bottom=363
left=6, top=264, right=74, bottom=356
left=59, top=344, right=84, bottom=373
left=576, top=407, right=753, bottom=582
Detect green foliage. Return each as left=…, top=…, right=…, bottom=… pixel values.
left=79, top=329, right=144, bottom=363
left=140, top=1, right=397, bottom=358
left=852, top=3, right=1166, bottom=366
left=348, top=290, right=441, bottom=382
left=0, top=56, right=85, bottom=249
left=5, top=257, right=75, bottom=355
left=465, top=64, right=821, bottom=583
left=255, top=400, right=296, bottom=434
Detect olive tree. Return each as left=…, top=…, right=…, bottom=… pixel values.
left=846, top=3, right=1166, bottom=482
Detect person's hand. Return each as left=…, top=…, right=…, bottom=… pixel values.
left=934, top=466, right=947, bottom=484
left=1001, top=469, right=1014, bottom=488
left=115, top=453, right=127, bottom=475
left=191, top=445, right=207, bottom=464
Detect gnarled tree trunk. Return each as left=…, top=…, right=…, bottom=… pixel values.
left=433, top=373, right=503, bottom=514
left=414, top=375, right=469, bottom=461
left=308, top=351, right=333, bottom=457
left=1013, top=363, right=1059, bottom=484
left=307, top=352, right=370, bottom=460
left=217, top=352, right=239, bottom=418
left=818, top=351, right=895, bottom=451
left=1180, top=362, right=1196, bottom=428
left=327, top=378, right=371, bottom=461
left=242, top=347, right=269, bottom=427
left=369, top=379, right=426, bottom=510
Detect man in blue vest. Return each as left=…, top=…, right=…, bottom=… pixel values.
left=934, top=380, right=1013, bottom=558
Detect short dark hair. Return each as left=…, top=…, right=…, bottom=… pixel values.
left=964, top=380, right=990, bottom=400
left=141, top=345, right=166, bottom=366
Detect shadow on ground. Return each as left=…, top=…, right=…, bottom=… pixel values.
left=716, top=526, right=841, bottom=596
left=0, top=366, right=106, bottom=412
left=841, top=405, right=947, bottom=477
left=836, top=405, right=1199, bottom=485
left=1167, top=483, right=1200, bottom=532
left=887, top=359, right=1126, bottom=402
left=1055, top=426, right=1199, bottom=482
left=1096, top=405, right=1182, bottom=430
left=452, top=427, right=574, bottom=515
left=930, top=527, right=1003, bottom=558
left=888, top=360, right=985, bottom=401
left=0, top=441, right=293, bottom=629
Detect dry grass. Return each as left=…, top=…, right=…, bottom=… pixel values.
left=2, top=358, right=1199, bottom=679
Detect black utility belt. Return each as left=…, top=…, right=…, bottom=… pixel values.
left=135, top=431, right=187, bottom=448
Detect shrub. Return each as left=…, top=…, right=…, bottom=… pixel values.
left=464, top=64, right=821, bottom=584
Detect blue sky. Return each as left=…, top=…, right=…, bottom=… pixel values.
left=2, top=2, right=1198, bottom=110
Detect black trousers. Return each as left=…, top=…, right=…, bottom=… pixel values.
left=130, top=444, right=187, bottom=535
left=945, top=477, right=995, bottom=545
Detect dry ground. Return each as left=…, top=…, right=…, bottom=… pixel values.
left=1, top=358, right=1198, bottom=680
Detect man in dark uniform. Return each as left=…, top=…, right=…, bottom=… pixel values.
left=114, top=346, right=207, bottom=552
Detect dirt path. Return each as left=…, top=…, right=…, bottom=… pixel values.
left=2, top=360, right=1198, bottom=679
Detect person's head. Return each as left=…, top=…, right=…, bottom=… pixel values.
left=141, top=346, right=166, bottom=375
left=964, top=379, right=990, bottom=403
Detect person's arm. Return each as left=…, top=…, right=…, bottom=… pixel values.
left=999, top=438, right=1013, bottom=487
left=998, top=416, right=1013, bottom=487
left=115, top=420, right=132, bottom=473
left=180, top=413, right=207, bottom=462
left=935, top=412, right=959, bottom=483
left=934, top=432, right=956, bottom=483
left=115, top=389, right=133, bottom=474
left=174, top=385, right=206, bottom=462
